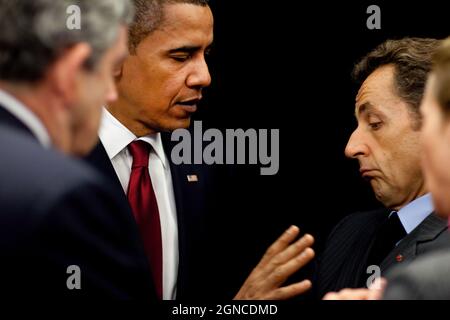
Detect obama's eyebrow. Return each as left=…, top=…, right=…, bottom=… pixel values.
left=168, top=44, right=213, bottom=54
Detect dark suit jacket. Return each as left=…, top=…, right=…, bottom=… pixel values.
left=85, top=131, right=238, bottom=300
left=383, top=249, right=450, bottom=299
left=0, top=106, right=154, bottom=299
left=315, top=208, right=450, bottom=298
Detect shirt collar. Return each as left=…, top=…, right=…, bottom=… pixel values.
left=0, top=89, right=51, bottom=148
left=396, top=193, right=434, bottom=234
left=99, top=108, right=168, bottom=169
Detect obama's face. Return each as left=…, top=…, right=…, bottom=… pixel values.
left=109, top=3, right=213, bottom=137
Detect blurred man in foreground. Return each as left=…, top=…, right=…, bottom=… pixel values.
left=0, top=0, right=156, bottom=299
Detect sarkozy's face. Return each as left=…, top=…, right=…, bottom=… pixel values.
left=345, top=65, right=425, bottom=210
left=109, top=3, right=214, bottom=137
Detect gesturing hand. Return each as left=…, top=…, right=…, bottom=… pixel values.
left=234, top=225, right=315, bottom=300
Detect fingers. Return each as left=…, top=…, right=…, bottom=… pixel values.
left=367, top=278, right=387, bottom=300
left=323, top=278, right=387, bottom=300
left=368, top=277, right=387, bottom=290
left=266, top=280, right=312, bottom=300
left=322, top=288, right=375, bottom=300
left=274, top=234, right=314, bottom=266
left=275, top=247, right=315, bottom=282
left=258, top=228, right=315, bottom=287
left=261, top=247, right=315, bottom=290
left=323, top=292, right=340, bottom=300
left=259, top=225, right=300, bottom=267
left=259, top=234, right=314, bottom=286
left=234, top=226, right=315, bottom=300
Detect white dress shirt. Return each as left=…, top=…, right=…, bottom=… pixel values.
left=99, top=108, right=179, bottom=300
left=0, top=89, right=51, bottom=148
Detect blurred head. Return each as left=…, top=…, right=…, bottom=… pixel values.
left=420, top=37, right=450, bottom=217
left=108, top=0, right=213, bottom=137
left=345, top=38, right=440, bottom=210
left=0, top=0, right=134, bottom=155
left=70, top=26, right=130, bottom=155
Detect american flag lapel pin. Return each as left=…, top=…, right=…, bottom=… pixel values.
left=187, top=175, right=198, bottom=182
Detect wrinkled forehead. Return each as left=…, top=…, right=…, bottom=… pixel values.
left=354, top=65, right=405, bottom=119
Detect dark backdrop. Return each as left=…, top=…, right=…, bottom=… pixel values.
left=190, top=0, right=450, bottom=298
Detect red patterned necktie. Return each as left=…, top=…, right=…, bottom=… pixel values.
left=127, top=140, right=163, bottom=299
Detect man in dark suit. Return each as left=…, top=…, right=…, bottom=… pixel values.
left=317, top=38, right=450, bottom=299
left=0, top=0, right=156, bottom=299
left=85, top=0, right=316, bottom=300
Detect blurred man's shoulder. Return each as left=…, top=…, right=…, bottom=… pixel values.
left=384, top=250, right=450, bottom=299
left=0, top=126, right=108, bottom=201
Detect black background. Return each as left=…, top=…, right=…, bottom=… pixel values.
left=189, top=0, right=450, bottom=299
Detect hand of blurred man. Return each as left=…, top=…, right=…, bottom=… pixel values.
left=322, top=278, right=386, bottom=300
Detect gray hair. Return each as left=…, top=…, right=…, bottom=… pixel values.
left=0, top=0, right=134, bottom=83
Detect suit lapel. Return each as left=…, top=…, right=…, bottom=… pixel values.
left=380, top=213, right=449, bottom=272
left=161, top=132, right=186, bottom=226
left=161, top=132, right=209, bottom=299
left=84, top=142, right=127, bottom=198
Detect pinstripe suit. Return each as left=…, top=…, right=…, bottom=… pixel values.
left=315, top=208, right=450, bottom=298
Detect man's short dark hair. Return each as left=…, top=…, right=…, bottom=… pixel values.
left=129, top=0, right=210, bottom=53
left=353, top=38, right=441, bottom=127
left=433, top=37, right=450, bottom=117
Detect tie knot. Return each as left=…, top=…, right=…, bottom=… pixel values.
left=128, top=140, right=151, bottom=168
left=386, top=211, right=406, bottom=237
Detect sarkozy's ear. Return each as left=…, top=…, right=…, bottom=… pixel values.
left=45, top=43, right=92, bottom=106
